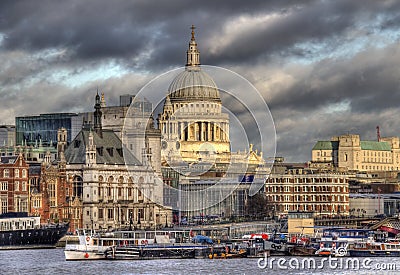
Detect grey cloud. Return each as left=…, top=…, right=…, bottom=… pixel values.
left=1, top=0, right=400, bottom=163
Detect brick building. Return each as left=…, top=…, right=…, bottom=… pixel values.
left=0, top=154, right=29, bottom=214
left=265, top=169, right=349, bottom=217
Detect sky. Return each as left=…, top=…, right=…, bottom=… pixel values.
left=2, top=0, right=400, bottom=162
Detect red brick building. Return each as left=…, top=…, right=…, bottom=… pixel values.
left=0, top=154, right=29, bottom=214
left=38, top=155, right=71, bottom=225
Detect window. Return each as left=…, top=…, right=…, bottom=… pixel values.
left=108, top=209, right=114, bottom=219
left=21, top=200, right=27, bottom=212
left=1, top=182, right=7, bottom=191
left=3, top=169, right=9, bottom=178
left=22, top=182, right=27, bottom=192
left=15, top=169, right=19, bottom=178
left=49, top=182, right=56, bottom=207
left=98, top=209, right=104, bottom=219
left=74, top=140, right=81, bottom=148
left=15, top=181, right=19, bottom=191
left=22, top=169, right=27, bottom=178
left=1, top=200, right=7, bottom=214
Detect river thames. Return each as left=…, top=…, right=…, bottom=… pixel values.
left=0, top=249, right=398, bottom=274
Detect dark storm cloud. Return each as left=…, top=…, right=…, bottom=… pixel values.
left=0, top=0, right=318, bottom=65
left=204, top=0, right=400, bottom=65
left=267, top=44, right=400, bottom=114
left=1, top=0, right=400, bottom=67
left=2, top=0, right=400, bottom=162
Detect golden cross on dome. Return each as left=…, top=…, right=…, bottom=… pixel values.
left=191, top=25, right=196, bottom=41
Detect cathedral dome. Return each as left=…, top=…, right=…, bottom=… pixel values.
left=168, top=67, right=220, bottom=102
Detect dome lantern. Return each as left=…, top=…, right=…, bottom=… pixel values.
left=186, top=25, right=200, bottom=67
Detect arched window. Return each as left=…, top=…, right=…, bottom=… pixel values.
left=72, top=176, right=83, bottom=198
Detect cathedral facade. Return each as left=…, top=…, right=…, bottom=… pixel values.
left=158, top=26, right=230, bottom=165
left=158, top=27, right=268, bottom=221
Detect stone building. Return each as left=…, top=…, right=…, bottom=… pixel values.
left=36, top=93, right=167, bottom=232
left=0, top=154, right=29, bottom=214
left=311, top=134, right=400, bottom=172
left=67, top=94, right=165, bottom=231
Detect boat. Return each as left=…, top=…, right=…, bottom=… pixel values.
left=106, top=243, right=209, bottom=260
left=286, top=235, right=317, bottom=256
left=348, top=240, right=400, bottom=257
left=320, top=228, right=375, bottom=243
left=314, top=241, right=348, bottom=257
left=64, top=232, right=110, bottom=260
left=64, top=229, right=211, bottom=260
left=0, top=212, right=69, bottom=250
left=208, top=245, right=247, bottom=259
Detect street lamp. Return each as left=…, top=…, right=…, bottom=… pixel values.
left=271, top=206, right=275, bottom=221
left=129, top=210, right=133, bottom=231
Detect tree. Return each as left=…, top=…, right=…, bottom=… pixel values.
left=246, top=193, right=268, bottom=220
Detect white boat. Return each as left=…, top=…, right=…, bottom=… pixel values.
left=64, top=229, right=192, bottom=260
left=64, top=231, right=110, bottom=261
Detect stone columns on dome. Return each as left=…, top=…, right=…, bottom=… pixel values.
left=201, top=122, right=204, bottom=141
left=195, top=123, right=199, bottom=141
left=180, top=122, right=184, bottom=141
left=209, top=123, right=212, bottom=141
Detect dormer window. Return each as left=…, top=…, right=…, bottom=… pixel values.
left=74, top=140, right=81, bottom=148
left=106, top=148, right=113, bottom=157
left=97, top=147, right=103, bottom=156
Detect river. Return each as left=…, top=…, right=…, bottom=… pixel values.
left=0, top=249, right=398, bottom=274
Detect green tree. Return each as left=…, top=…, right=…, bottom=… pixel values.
left=246, top=193, right=268, bottom=220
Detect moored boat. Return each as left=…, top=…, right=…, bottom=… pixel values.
left=348, top=240, right=400, bottom=257
left=208, top=245, right=247, bottom=259
left=64, top=229, right=211, bottom=260
left=0, top=212, right=69, bottom=250
left=314, top=241, right=348, bottom=257
left=64, top=233, right=110, bottom=260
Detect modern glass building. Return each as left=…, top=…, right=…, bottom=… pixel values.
left=0, top=125, right=15, bottom=146
left=15, top=113, right=82, bottom=146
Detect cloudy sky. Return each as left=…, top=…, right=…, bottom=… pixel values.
left=2, top=0, right=400, bottom=162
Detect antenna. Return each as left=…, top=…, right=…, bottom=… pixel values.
left=376, top=126, right=381, bottom=142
